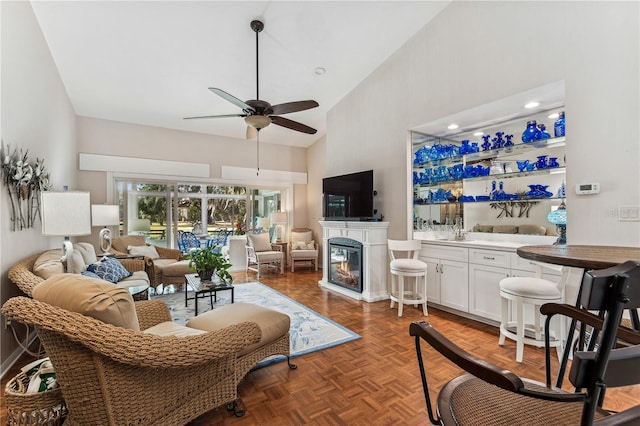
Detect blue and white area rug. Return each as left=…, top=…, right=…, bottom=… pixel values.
left=152, top=282, right=360, bottom=359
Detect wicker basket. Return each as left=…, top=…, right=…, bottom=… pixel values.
left=4, top=370, right=67, bottom=426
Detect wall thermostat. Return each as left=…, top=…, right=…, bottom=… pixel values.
left=575, top=183, right=600, bottom=195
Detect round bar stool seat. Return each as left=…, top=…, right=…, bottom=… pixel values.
left=388, top=240, right=428, bottom=317
left=498, top=276, right=563, bottom=363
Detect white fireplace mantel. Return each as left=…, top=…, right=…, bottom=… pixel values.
left=319, top=221, right=389, bottom=302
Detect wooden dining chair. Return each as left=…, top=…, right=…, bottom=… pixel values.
left=410, top=260, right=640, bottom=425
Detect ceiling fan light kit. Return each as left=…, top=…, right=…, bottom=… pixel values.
left=184, top=19, right=319, bottom=136
left=245, top=115, right=272, bottom=129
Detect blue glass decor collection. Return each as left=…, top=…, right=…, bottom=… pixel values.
left=554, top=112, right=565, bottom=137
left=521, top=120, right=543, bottom=142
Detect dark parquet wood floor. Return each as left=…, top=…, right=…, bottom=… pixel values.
left=2, top=269, right=638, bottom=425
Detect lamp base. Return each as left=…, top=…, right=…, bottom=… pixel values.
left=553, top=224, right=567, bottom=245
left=61, top=239, right=73, bottom=273
left=99, top=227, right=113, bottom=253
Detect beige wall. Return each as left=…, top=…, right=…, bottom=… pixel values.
left=1, top=1, right=78, bottom=374
left=306, top=135, right=327, bottom=263
left=325, top=1, right=640, bottom=245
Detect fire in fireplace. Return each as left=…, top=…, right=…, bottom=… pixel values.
left=328, top=237, right=363, bottom=293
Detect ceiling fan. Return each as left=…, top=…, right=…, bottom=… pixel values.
left=184, top=19, right=319, bottom=138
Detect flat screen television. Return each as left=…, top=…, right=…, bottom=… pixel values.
left=322, top=170, right=374, bottom=220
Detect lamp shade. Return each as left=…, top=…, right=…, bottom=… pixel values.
left=91, top=204, right=120, bottom=227
left=41, top=191, right=91, bottom=236
left=270, top=211, right=287, bottom=224
left=547, top=203, right=567, bottom=225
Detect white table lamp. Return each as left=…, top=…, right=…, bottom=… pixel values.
left=92, top=204, right=120, bottom=253
left=41, top=191, right=92, bottom=272
left=270, top=211, right=287, bottom=243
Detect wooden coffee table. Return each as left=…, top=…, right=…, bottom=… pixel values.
left=184, top=273, right=234, bottom=316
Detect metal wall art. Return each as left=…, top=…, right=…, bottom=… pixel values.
left=1, top=141, right=52, bottom=231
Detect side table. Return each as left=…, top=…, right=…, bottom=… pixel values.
left=184, top=273, right=234, bottom=316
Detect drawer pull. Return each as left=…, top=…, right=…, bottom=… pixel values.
left=483, top=256, right=495, bottom=260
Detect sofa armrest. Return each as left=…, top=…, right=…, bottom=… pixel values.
left=117, top=257, right=146, bottom=273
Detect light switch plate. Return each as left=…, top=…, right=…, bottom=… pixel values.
left=618, top=206, right=640, bottom=221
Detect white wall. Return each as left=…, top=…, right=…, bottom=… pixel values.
left=326, top=1, right=640, bottom=245
left=1, top=1, right=78, bottom=374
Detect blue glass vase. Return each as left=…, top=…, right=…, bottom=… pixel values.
left=522, top=120, right=542, bottom=143
left=554, top=112, right=565, bottom=137
left=538, top=123, right=551, bottom=139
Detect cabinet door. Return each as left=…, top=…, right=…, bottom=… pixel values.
left=469, top=263, right=510, bottom=322
left=439, top=259, right=469, bottom=312
left=420, top=256, right=440, bottom=304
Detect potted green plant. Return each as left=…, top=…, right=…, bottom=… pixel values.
left=186, top=245, right=233, bottom=284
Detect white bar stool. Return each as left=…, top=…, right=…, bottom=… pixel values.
left=498, top=262, right=583, bottom=363
left=388, top=239, right=428, bottom=317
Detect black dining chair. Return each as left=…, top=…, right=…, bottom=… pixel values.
left=410, top=260, right=640, bottom=426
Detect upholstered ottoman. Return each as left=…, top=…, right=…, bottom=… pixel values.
left=161, top=260, right=193, bottom=288
left=187, top=302, right=296, bottom=380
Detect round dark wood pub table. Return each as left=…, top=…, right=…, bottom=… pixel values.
left=517, top=245, right=640, bottom=270
left=516, top=244, right=640, bottom=387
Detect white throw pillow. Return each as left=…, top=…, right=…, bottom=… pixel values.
left=33, top=250, right=64, bottom=279
left=247, top=233, right=272, bottom=252
left=292, top=240, right=315, bottom=250
left=127, top=245, right=160, bottom=259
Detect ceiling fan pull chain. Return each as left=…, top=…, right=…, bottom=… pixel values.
left=256, top=130, right=260, bottom=176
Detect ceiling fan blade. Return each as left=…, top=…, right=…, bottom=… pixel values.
left=270, top=116, right=317, bottom=135
left=209, top=88, right=255, bottom=113
left=246, top=126, right=258, bottom=140
left=183, top=113, right=246, bottom=120
left=268, top=100, right=319, bottom=116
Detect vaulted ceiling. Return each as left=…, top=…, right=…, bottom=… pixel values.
left=31, top=1, right=450, bottom=148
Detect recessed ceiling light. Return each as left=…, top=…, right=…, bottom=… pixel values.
left=314, top=67, right=326, bottom=75
left=548, top=112, right=559, bottom=119
left=447, top=124, right=459, bottom=130
left=473, top=131, right=484, bottom=136
left=524, top=101, right=540, bottom=109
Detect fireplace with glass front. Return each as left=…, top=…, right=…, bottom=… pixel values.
left=327, top=237, right=363, bottom=293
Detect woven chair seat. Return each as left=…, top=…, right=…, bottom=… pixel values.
left=440, top=375, right=608, bottom=425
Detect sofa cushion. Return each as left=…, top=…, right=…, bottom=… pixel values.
left=187, top=302, right=289, bottom=355
left=492, top=225, right=518, bottom=234
left=33, top=250, right=64, bottom=279
left=247, top=232, right=272, bottom=252
left=128, top=245, right=160, bottom=259
left=518, top=224, right=547, bottom=235
left=161, top=260, right=192, bottom=279
left=69, top=251, right=87, bottom=274
left=144, top=321, right=206, bottom=338
left=81, top=271, right=103, bottom=280
left=87, top=257, right=132, bottom=284
left=32, top=273, right=140, bottom=331
left=292, top=240, right=315, bottom=250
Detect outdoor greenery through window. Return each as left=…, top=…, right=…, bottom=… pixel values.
left=116, top=180, right=283, bottom=249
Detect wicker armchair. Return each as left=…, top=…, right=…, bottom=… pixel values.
left=2, top=296, right=262, bottom=425
left=110, top=235, right=184, bottom=289
left=8, top=250, right=145, bottom=297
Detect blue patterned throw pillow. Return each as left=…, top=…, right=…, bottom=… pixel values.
left=87, top=257, right=132, bottom=284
